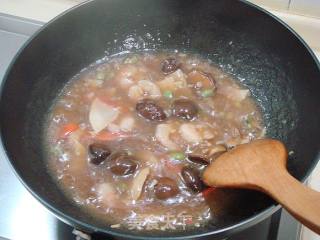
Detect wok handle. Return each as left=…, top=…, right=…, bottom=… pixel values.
left=261, top=169, right=320, bottom=235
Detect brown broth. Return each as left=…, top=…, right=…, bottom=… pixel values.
left=45, top=52, right=265, bottom=231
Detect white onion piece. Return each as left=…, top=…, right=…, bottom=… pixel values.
left=130, top=167, right=150, bottom=201
left=89, top=98, right=119, bottom=133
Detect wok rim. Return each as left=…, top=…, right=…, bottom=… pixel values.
left=0, top=0, right=319, bottom=239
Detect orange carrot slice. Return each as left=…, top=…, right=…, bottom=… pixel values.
left=59, top=123, right=79, bottom=138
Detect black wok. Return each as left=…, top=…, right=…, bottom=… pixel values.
left=0, top=0, right=320, bottom=239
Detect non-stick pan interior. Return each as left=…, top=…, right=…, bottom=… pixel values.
left=1, top=0, right=320, bottom=238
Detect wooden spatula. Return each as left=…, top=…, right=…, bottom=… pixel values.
left=203, top=139, right=320, bottom=235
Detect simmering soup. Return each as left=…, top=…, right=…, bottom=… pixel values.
left=45, top=52, right=265, bottom=231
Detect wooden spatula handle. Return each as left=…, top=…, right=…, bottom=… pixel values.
left=203, top=139, right=320, bottom=234
left=260, top=169, right=320, bottom=235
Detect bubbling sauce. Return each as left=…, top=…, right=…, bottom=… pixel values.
left=45, top=52, right=265, bottom=231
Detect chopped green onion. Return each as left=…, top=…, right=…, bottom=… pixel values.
left=163, top=90, right=173, bottom=99
left=201, top=89, right=214, bottom=98
left=170, top=152, right=186, bottom=160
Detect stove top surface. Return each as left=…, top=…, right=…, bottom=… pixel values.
left=0, top=13, right=301, bottom=240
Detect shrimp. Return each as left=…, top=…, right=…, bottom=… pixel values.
left=115, top=64, right=151, bottom=89
left=115, top=65, right=138, bottom=89
left=96, top=183, right=125, bottom=209
left=179, top=123, right=214, bottom=144
left=157, top=69, right=187, bottom=92
left=128, top=85, right=143, bottom=100
left=119, top=116, right=135, bottom=132
left=179, top=123, right=202, bottom=143
left=128, top=80, right=161, bottom=100
left=155, top=124, right=179, bottom=150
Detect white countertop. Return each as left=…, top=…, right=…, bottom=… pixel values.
left=0, top=0, right=82, bottom=22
